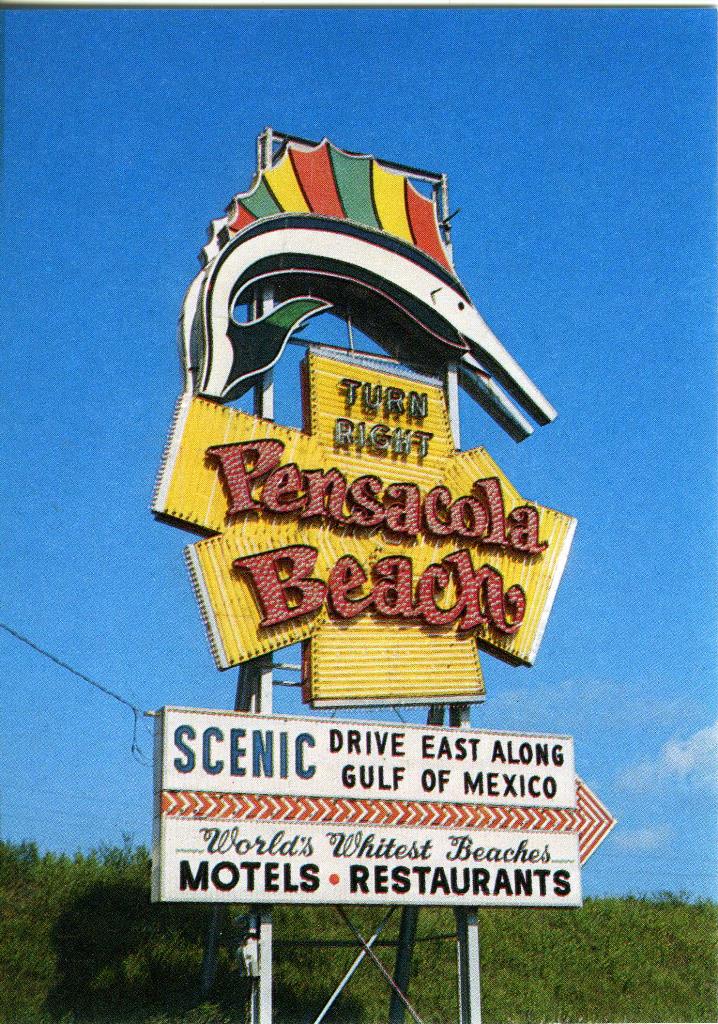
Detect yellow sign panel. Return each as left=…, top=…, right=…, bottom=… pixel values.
left=303, top=350, right=454, bottom=491
left=304, top=613, right=484, bottom=707
left=153, top=349, right=574, bottom=706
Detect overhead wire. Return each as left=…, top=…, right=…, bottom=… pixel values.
left=0, top=621, right=151, bottom=765
left=2, top=625, right=714, bottom=896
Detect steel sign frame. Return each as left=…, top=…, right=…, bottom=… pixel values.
left=150, top=129, right=615, bottom=1024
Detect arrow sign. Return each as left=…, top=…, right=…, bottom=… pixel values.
left=152, top=708, right=615, bottom=908
left=574, top=776, right=616, bottom=864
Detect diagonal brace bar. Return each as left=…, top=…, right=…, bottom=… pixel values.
left=336, top=907, right=427, bottom=1024
left=311, top=908, right=395, bottom=1024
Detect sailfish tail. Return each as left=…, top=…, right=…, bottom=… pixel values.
left=217, top=297, right=331, bottom=402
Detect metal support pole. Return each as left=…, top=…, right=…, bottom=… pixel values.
left=447, top=362, right=461, bottom=449
left=199, top=899, right=225, bottom=999
left=435, top=338, right=480, bottom=1018
left=312, top=909, right=395, bottom=1024
left=337, top=909, right=426, bottom=1024
left=258, top=127, right=274, bottom=172
left=440, top=173, right=453, bottom=261
left=455, top=909, right=481, bottom=1024
left=200, top=655, right=274, bottom=1011
left=449, top=704, right=470, bottom=729
left=236, top=653, right=273, bottom=714
left=416, top=363, right=482, bottom=1024
left=388, top=907, right=419, bottom=1024
left=255, top=364, right=274, bottom=420
left=247, top=907, right=272, bottom=1024
left=450, top=696, right=481, bottom=1021
left=254, top=282, right=275, bottom=421
left=389, top=704, right=445, bottom=1023
left=427, top=704, right=446, bottom=728
left=256, top=133, right=264, bottom=178
left=242, top=278, right=276, bottom=1024
left=263, top=127, right=274, bottom=170
left=201, top=275, right=276, bottom=1017
left=237, top=635, right=274, bottom=1020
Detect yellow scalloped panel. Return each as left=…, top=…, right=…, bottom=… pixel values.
left=439, top=448, right=577, bottom=666
left=156, top=356, right=574, bottom=688
left=305, top=614, right=484, bottom=707
left=153, top=396, right=325, bottom=536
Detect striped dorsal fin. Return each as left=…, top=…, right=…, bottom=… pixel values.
left=204, top=139, right=452, bottom=273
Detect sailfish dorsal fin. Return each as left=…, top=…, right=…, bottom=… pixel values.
left=201, top=139, right=452, bottom=274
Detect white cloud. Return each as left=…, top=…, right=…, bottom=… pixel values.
left=617, top=721, right=718, bottom=793
left=617, top=759, right=657, bottom=793
left=614, top=824, right=673, bottom=851
left=662, top=722, right=718, bottom=780
left=484, top=676, right=704, bottom=738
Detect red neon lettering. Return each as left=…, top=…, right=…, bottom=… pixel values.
left=443, top=550, right=525, bottom=634
left=424, top=486, right=453, bottom=536
left=415, top=562, right=463, bottom=626
left=346, top=475, right=385, bottom=528
left=384, top=484, right=421, bottom=536
left=234, top=546, right=526, bottom=639
left=301, top=469, right=348, bottom=522
left=507, top=505, right=547, bottom=555
left=327, top=555, right=372, bottom=618
left=234, top=546, right=327, bottom=626
left=261, top=464, right=305, bottom=513
left=449, top=496, right=489, bottom=539
left=474, top=478, right=509, bottom=547
left=441, top=550, right=487, bottom=631
left=207, top=440, right=285, bottom=515
left=372, top=556, right=416, bottom=617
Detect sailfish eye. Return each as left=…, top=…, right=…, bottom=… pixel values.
left=458, top=301, right=465, bottom=310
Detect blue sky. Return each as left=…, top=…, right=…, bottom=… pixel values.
left=1, top=8, right=716, bottom=900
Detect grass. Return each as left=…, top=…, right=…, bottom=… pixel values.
left=1, top=841, right=715, bottom=1023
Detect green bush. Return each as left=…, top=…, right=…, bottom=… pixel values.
left=0, top=841, right=715, bottom=1023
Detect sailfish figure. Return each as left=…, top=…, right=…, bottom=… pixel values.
left=179, top=136, right=556, bottom=442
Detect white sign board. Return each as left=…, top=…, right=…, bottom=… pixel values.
left=157, top=707, right=576, bottom=807
left=152, top=708, right=582, bottom=907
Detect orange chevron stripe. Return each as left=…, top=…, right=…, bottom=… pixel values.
left=160, top=783, right=615, bottom=865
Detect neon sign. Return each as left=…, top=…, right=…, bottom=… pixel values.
left=154, top=349, right=575, bottom=706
